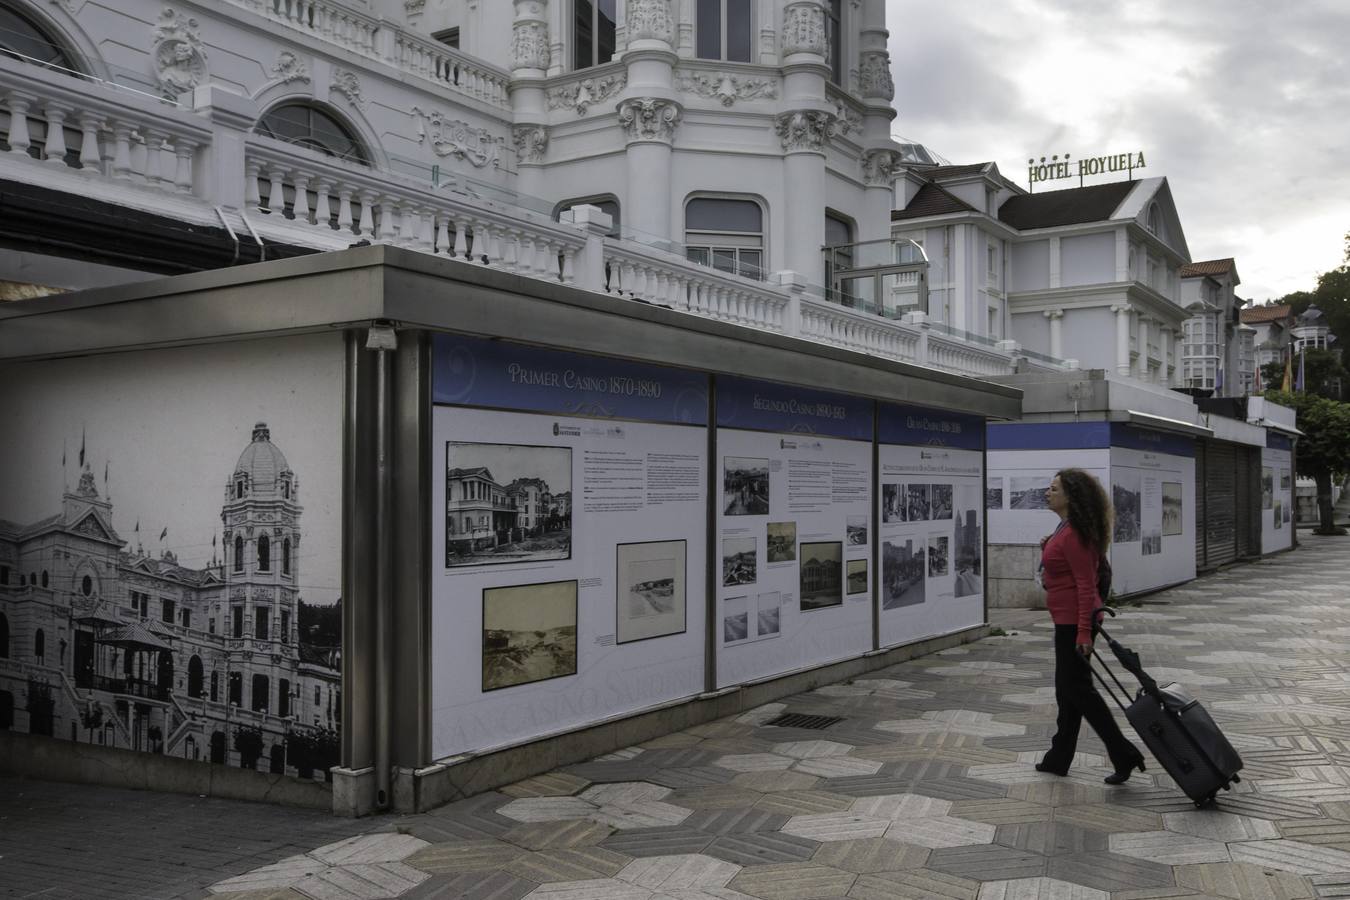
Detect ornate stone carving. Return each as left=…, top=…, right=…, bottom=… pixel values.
left=270, top=50, right=309, bottom=84
left=405, top=0, right=426, bottom=15
left=411, top=108, right=500, bottom=167
left=331, top=68, right=366, bottom=108
left=617, top=97, right=681, bottom=143
left=859, top=50, right=894, bottom=100
left=861, top=148, right=903, bottom=186
left=152, top=8, right=207, bottom=100
left=513, top=125, right=548, bottom=163
left=675, top=70, right=777, bottom=106
left=832, top=100, right=862, bottom=136
left=781, top=1, right=826, bottom=56
left=547, top=73, right=626, bottom=115
left=626, top=0, right=674, bottom=44
left=774, top=110, right=835, bottom=153
left=510, top=21, right=550, bottom=71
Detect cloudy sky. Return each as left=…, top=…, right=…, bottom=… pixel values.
left=887, top=0, right=1350, bottom=302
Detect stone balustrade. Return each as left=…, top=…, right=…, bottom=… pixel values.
left=0, top=62, right=210, bottom=199
left=394, top=31, right=510, bottom=109
left=233, top=0, right=381, bottom=59
left=799, top=296, right=923, bottom=364
left=927, top=331, right=1020, bottom=377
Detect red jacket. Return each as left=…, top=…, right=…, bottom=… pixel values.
left=1042, top=523, right=1100, bottom=643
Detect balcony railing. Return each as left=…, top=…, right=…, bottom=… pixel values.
left=824, top=238, right=929, bottom=316
left=93, top=675, right=169, bottom=702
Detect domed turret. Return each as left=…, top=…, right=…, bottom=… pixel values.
left=232, top=422, right=294, bottom=499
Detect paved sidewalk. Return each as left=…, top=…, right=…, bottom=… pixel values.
left=5, top=536, right=1350, bottom=899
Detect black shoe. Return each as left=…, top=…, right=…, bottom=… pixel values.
left=1104, top=757, right=1146, bottom=785
left=1035, top=761, right=1069, bottom=776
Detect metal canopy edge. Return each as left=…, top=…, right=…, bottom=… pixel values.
left=1111, top=409, right=1213, bottom=438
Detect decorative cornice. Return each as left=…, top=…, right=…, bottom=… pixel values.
left=617, top=97, right=682, bottom=143
left=775, top=110, right=835, bottom=153
left=512, top=124, right=548, bottom=163
left=674, top=70, right=777, bottom=106
left=547, top=73, right=626, bottom=115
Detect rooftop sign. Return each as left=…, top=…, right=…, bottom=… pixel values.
left=1027, top=152, right=1146, bottom=191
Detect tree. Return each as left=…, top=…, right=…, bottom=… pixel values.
left=233, top=724, right=264, bottom=770
left=1264, top=389, right=1350, bottom=535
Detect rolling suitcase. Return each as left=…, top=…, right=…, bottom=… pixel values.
left=1088, top=608, right=1243, bottom=807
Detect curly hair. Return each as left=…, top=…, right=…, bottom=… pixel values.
left=1054, top=468, right=1113, bottom=554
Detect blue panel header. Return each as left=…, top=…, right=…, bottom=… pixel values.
left=715, top=376, right=873, bottom=440
left=432, top=333, right=708, bottom=424
left=987, top=422, right=1111, bottom=450
left=1109, top=424, right=1195, bottom=458
left=878, top=402, right=985, bottom=450
left=1266, top=432, right=1293, bottom=451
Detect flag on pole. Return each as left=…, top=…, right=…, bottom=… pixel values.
left=159, top=526, right=168, bottom=541
left=1281, top=354, right=1293, bottom=392
left=1253, top=363, right=1263, bottom=394
left=1296, top=349, right=1306, bottom=393
left=62, top=440, right=66, bottom=469
left=79, top=426, right=85, bottom=468
left=134, top=519, right=140, bottom=534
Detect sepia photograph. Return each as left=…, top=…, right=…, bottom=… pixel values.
left=446, top=441, right=572, bottom=568
left=723, top=595, right=749, bottom=644
left=1142, top=530, right=1162, bottom=556
left=724, top=456, right=770, bottom=516
left=756, top=592, right=781, bottom=639
left=482, top=579, right=578, bottom=692
left=766, top=521, right=797, bottom=562
left=846, top=515, right=869, bottom=546
left=847, top=558, right=869, bottom=595
left=1262, top=467, right=1273, bottom=509
left=1274, top=500, right=1283, bottom=529
left=927, top=535, right=950, bottom=578
left=1112, top=469, right=1142, bottom=543
left=953, top=486, right=982, bottom=598
left=1161, top=482, right=1183, bottom=536
left=930, top=484, right=953, bottom=520
left=882, top=539, right=925, bottom=608
left=906, top=483, right=932, bottom=521
left=615, top=540, right=687, bottom=645
left=799, top=541, right=843, bottom=611
left=986, top=479, right=1004, bottom=510
left=1010, top=475, right=1052, bottom=510
left=1280, top=469, right=1291, bottom=491
left=1282, top=502, right=1290, bottom=524
left=882, top=482, right=906, bottom=523
left=722, top=536, right=758, bottom=587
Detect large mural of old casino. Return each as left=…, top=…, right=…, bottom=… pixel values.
left=0, top=424, right=341, bottom=780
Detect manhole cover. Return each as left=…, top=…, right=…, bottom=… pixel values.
left=763, top=713, right=845, bottom=730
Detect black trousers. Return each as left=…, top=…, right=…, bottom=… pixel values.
left=1043, top=624, right=1140, bottom=771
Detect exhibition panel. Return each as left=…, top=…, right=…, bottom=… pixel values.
left=1261, top=433, right=1295, bottom=555
left=1107, top=426, right=1197, bottom=595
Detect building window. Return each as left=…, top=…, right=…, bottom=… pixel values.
left=252, top=674, right=269, bottom=713
left=282, top=538, right=291, bottom=576
left=258, top=535, right=270, bottom=572
left=233, top=536, right=244, bottom=572
left=256, top=607, right=270, bottom=641
left=824, top=213, right=853, bottom=303
left=209, top=617, right=216, bottom=635
left=232, top=606, right=244, bottom=639
left=573, top=0, right=616, bottom=70
left=1147, top=204, right=1160, bottom=236
left=255, top=103, right=369, bottom=165
left=181, top=608, right=191, bottom=630
left=278, top=678, right=291, bottom=718
left=685, top=196, right=764, bottom=280
left=35, top=628, right=45, bottom=663
left=825, top=0, right=843, bottom=83
left=315, top=685, right=321, bottom=706
left=696, top=0, right=752, bottom=62
left=188, top=656, right=204, bottom=698
left=431, top=27, right=459, bottom=48
left=229, top=672, right=242, bottom=706
left=161, top=598, right=175, bottom=624
left=0, top=612, right=8, bottom=659
left=0, top=6, right=80, bottom=72
left=280, top=610, right=290, bottom=644
left=0, top=565, right=7, bottom=585
left=81, top=574, right=92, bottom=596
left=40, top=570, right=48, bottom=588
left=210, top=671, right=218, bottom=702
left=235, top=477, right=246, bottom=499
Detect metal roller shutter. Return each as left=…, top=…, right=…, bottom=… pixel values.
left=1235, top=446, right=1256, bottom=559
left=1195, top=442, right=1207, bottom=568
left=1205, top=441, right=1239, bottom=568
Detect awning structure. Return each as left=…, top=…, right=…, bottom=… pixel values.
left=96, top=623, right=172, bottom=652
left=72, top=601, right=123, bottom=628
left=1111, top=409, right=1213, bottom=439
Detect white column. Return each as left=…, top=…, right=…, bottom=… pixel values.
left=619, top=0, right=679, bottom=246
left=1114, top=304, right=1132, bottom=375
left=1046, top=309, right=1064, bottom=359
left=1135, top=314, right=1150, bottom=379
left=778, top=0, right=831, bottom=288
left=1048, top=236, right=1062, bottom=289
left=1171, top=329, right=1184, bottom=387
left=1158, top=326, right=1171, bottom=386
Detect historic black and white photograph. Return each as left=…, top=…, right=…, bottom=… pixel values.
left=1280, top=469, right=1291, bottom=491
left=847, top=559, right=869, bottom=595
left=882, top=539, right=926, bottom=608
left=927, top=535, right=950, bottom=578
left=1010, top=475, right=1052, bottom=510
left=722, top=536, right=758, bottom=587
left=799, top=541, right=843, bottom=611
left=1141, top=530, right=1162, bottom=556
left=756, top=592, right=781, bottom=638
left=615, top=540, right=686, bottom=645
left=882, top=482, right=906, bottom=523
left=446, top=441, right=572, bottom=568
left=1262, top=467, right=1274, bottom=509
left=953, top=487, right=982, bottom=598
left=1113, top=468, right=1142, bottom=543
left=1282, top=501, right=1290, bottom=524
left=1274, top=500, right=1283, bottom=529
left=724, top=456, right=770, bottom=516
left=766, top=521, right=796, bottom=562
left=0, top=340, right=344, bottom=780
left=906, top=483, right=931, bottom=521
left=930, top=484, right=953, bottom=520
left=1161, top=482, right=1183, bottom=536
left=723, top=596, right=749, bottom=644
left=846, top=515, right=868, bottom=546
left=986, top=479, right=1005, bottom=510
left=482, top=579, right=578, bottom=692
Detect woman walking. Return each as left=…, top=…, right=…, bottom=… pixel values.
left=1036, top=468, right=1145, bottom=784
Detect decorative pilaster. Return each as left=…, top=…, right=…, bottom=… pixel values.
left=861, top=148, right=902, bottom=186
left=1114, top=304, right=1132, bottom=375
left=781, top=1, right=827, bottom=57
left=510, top=0, right=550, bottom=73
left=626, top=0, right=673, bottom=45
left=617, top=97, right=682, bottom=143
left=1046, top=309, right=1064, bottom=360
left=858, top=50, right=893, bottom=101
left=775, top=110, right=836, bottom=154
left=512, top=125, right=549, bottom=163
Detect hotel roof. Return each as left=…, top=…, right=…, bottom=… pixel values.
left=997, top=181, right=1138, bottom=229
left=890, top=182, right=978, bottom=221
left=1240, top=304, right=1293, bottom=324
left=1181, top=258, right=1237, bottom=278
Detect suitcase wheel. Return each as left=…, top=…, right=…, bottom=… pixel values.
left=1232, top=775, right=1241, bottom=783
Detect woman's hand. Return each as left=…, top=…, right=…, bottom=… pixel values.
left=1076, top=640, right=1093, bottom=658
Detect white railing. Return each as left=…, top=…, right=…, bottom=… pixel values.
left=602, top=239, right=790, bottom=333
left=394, top=31, right=510, bottom=109
left=928, top=332, right=1018, bottom=376
left=234, top=0, right=381, bottom=59
left=245, top=135, right=586, bottom=282
left=800, top=297, right=922, bottom=364
left=0, top=62, right=211, bottom=200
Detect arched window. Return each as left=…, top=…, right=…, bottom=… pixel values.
left=234, top=536, right=244, bottom=572
left=0, top=7, right=79, bottom=72
left=210, top=730, right=226, bottom=763
left=34, top=628, right=45, bottom=662
left=282, top=538, right=291, bottom=576
left=188, top=655, right=204, bottom=698
left=685, top=196, right=764, bottom=280
left=81, top=574, right=93, bottom=596
left=40, top=570, right=48, bottom=588
left=258, top=535, right=271, bottom=572
left=696, top=0, right=752, bottom=62
left=252, top=674, right=270, bottom=712
left=0, top=612, right=8, bottom=659
left=1147, top=204, right=1161, bottom=236
left=210, top=670, right=219, bottom=702
left=255, top=103, right=369, bottom=164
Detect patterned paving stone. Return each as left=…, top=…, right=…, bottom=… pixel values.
left=816, top=774, right=919, bottom=798
left=889, top=816, right=997, bottom=849
left=646, top=766, right=741, bottom=789
left=1174, top=861, right=1315, bottom=899
left=782, top=811, right=892, bottom=842
left=598, top=827, right=713, bottom=858
left=1051, top=803, right=1162, bottom=834
left=909, top=777, right=1011, bottom=802
left=498, top=797, right=598, bottom=824
left=753, top=790, right=855, bottom=815
left=731, top=770, right=821, bottom=793
left=848, top=868, right=981, bottom=900
left=975, top=877, right=1109, bottom=899
left=668, top=786, right=765, bottom=810
left=793, top=756, right=886, bottom=778
left=613, top=853, right=740, bottom=890
left=1107, top=831, right=1232, bottom=865
left=949, top=799, right=1053, bottom=826
left=405, top=840, right=524, bottom=874
left=703, top=831, right=821, bottom=866
left=715, top=753, right=795, bottom=772
left=773, top=740, right=858, bottom=759
left=1210, top=794, right=1325, bottom=822
left=1162, top=810, right=1281, bottom=841
left=850, top=793, right=952, bottom=820
left=413, top=794, right=518, bottom=840
left=401, top=869, right=538, bottom=900
left=500, top=820, right=614, bottom=851
left=993, top=822, right=1109, bottom=856
left=518, top=877, right=651, bottom=899
left=294, top=862, right=430, bottom=899
left=1276, top=818, right=1350, bottom=851
left=1228, top=839, right=1350, bottom=875
left=307, top=834, right=429, bottom=866
left=502, top=847, right=632, bottom=883
left=876, top=710, right=1027, bottom=738
left=1044, top=852, right=1174, bottom=892
left=726, top=861, right=857, bottom=899
left=809, top=837, right=929, bottom=873
left=684, top=807, right=789, bottom=836
left=502, top=774, right=592, bottom=799
left=925, top=844, right=1048, bottom=882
